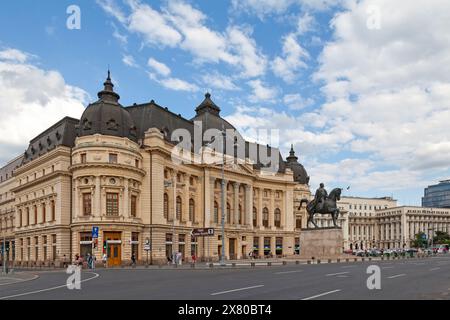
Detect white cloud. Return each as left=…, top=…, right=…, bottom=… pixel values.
left=128, top=2, right=182, bottom=47
left=147, top=58, right=171, bottom=77
left=283, top=93, right=314, bottom=110
left=149, top=73, right=198, bottom=92
left=296, top=12, right=316, bottom=35
left=201, top=73, right=239, bottom=91
left=0, top=48, right=87, bottom=164
left=271, top=34, right=309, bottom=83
left=111, top=22, right=128, bottom=45
left=122, top=54, right=138, bottom=68
left=247, top=80, right=278, bottom=103
left=96, top=0, right=128, bottom=24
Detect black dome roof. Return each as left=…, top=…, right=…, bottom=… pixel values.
left=286, top=145, right=309, bottom=185
left=78, top=71, right=137, bottom=142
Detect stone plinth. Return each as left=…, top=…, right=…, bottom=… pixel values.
left=299, top=227, right=343, bottom=259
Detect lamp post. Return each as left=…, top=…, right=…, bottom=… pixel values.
left=219, top=124, right=227, bottom=267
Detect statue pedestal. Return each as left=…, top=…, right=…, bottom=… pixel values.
left=299, top=227, right=344, bottom=259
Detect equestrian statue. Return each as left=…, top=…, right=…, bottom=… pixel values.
left=299, top=183, right=342, bottom=229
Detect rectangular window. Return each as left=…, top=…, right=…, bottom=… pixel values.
left=83, top=193, right=92, bottom=216
left=296, top=218, right=302, bottom=229
left=81, top=153, right=87, bottom=164
left=109, top=153, right=118, bottom=164
left=106, top=193, right=119, bottom=216
left=166, top=233, right=173, bottom=243
left=135, top=159, right=139, bottom=168
left=42, top=203, right=46, bottom=223
left=132, top=232, right=139, bottom=260
left=52, top=234, right=57, bottom=261
left=51, top=200, right=55, bottom=221
left=131, top=195, right=137, bottom=217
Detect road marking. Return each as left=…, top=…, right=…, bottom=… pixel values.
left=211, top=285, right=264, bottom=296
left=326, top=272, right=349, bottom=277
left=382, top=266, right=394, bottom=269
left=387, top=274, right=406, bottom=279
left=0, top=272, right=99, bottom=300
left=337, top=275, right=348, bottom=278
left=0, top=274, right=39, bottom=286
left=274, top=270, right=303, bottom=275
left=301, top=289, right=341, bottom=300
left=429, top=267, right=441, bottom=271
left=341, top=265, right=357, bottom=268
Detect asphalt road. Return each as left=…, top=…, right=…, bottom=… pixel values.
left=1, top=256, right=450, bottom=300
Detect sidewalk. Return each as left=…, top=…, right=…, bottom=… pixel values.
left=0, top=271, right=39, bottom=286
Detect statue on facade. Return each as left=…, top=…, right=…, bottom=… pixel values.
left=299, top=183, right=342, bottom=229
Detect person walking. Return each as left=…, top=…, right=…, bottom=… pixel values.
left=131, top=253, right=136, bottom=267
left=102, top=253, right=107, bottom=268
left=87, top=253, right=93, bottom=269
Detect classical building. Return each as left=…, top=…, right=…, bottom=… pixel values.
left=0, top=73, right=311, bottom=266
left=376, top=206, right=450, bottom=249
left=422, top=180, right=450, bottom=208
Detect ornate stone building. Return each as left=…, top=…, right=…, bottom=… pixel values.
left=0, top=73, right=311, bottom=266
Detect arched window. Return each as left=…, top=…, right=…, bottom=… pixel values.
left=189, top=199, right=195, bottom=222
left=226, top=203, right=231, bottom=223
left=163, top=193, right=169, bottom=219
left=214, top=201, right=219, bottom=223
left=176, top=196, right=182, bottom=220
left=253, top=207, right=257, bottom=227
left=238, top=205, right=243, bottom=224
left=274, top=208, right=281, bottom=228
left=263, top=207, right=269, bottom=227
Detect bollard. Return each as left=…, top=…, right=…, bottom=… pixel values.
left=307, top=260, right=311, bottom=264
left=317, top=259, right=321, bottom=264
left=369, top=257, right=372, bottom=261
left=295, top=260, right=300, bottom=265
left=191, top=263, right=195, bottom=269
left=232, top=263, right=236, bottom=268
left=328, top=259, right=332, bottom=264
left=283, top=261, right=287, bottom=266
left=251, top=262, right=255, bottom=267
left=267, top=262, right=272, bottom=267
left=337, top=259, right=340, bottom=263
left=209, top=263, right=214, bottom=268
left=362, top=258, right=365, bottom=262
left=354, top=258, right=357, bottom=262
left=345, top=258, right=349, bottom=263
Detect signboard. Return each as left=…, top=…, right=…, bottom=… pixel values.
left=191, top=228, right=215, bottom=237
left=106, top=240, right=122, bottom=244
left=92, top=227, right=99, bottom=239
left=80, top=241, right=93, bottom=245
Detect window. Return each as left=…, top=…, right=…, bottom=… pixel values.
left=81, top=153, right=87, bottom=164
left=51, top=200, right=55, bottom=221
left=19, top=209, right=22, bottom=227
left=131, top=195, right=137, bottom=217
left=253, top=207, right=257, bottom=227
left=263, top=208, right=269, bottom=227
left=26, top=208, right=30, bottom=226
left=176, top=196, right=182, bottom=220
left=106, top=193, right=119, bottom=216
left=83, top=193, right=91, bottom=216
left=189, top=199, right=195, bottom=222
left=34, top=205, right=38, bottom=225
left=52, top=235, right=57, bottom=261
left=109, top=153, right=118, bottom=164
left=226, top=203, right=231, bottom=223
left=163, top=193, right=169, bottom=219
left=165, top=233, right=173, bottom=242
left=274, top=209, right=281, bottom=228
left=214, top=201, right=219, bottom=223
left=42, top=203, right=46, bottom=223
left=296, top=218, right=302, bottom=229
left=238, top=205, right=243, bottom=224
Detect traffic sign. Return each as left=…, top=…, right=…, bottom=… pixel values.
left=191, top=228, right=215, bottom=237
left=92, top=227, right=99, bottom=238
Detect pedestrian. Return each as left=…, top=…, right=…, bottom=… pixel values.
left=102, top=253, right=107, bottom=268
left=92, top=254, right=96, bottom=270
left=191, top=253, right=196, bottom=264
left=167, top=255, right=172, bottom=265
left=176, top=251, right=182, bottom=265
left=131, top=253, right=136, bottom=267
left=87, top=253, right=93, bottom=269
left=248, top=251, right=253, bottom=260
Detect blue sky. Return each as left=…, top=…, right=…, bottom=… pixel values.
left=1, top=0, right=450, bottom=206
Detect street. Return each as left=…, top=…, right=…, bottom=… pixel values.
left=1, top=256, right=450, bottom=300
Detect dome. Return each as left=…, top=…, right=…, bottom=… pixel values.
left=286, top=145, right=310, bottom=185
left=78, top=71, right=137, bottom=142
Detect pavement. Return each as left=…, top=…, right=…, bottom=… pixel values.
left=1, top=255, right=449, bottom=300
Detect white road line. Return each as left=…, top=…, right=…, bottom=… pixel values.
left=211, top=285, right=264, bottom=296
left=387, top=274, right=406, bottom=279
left=301, top=289, right=342, bottom=300
left=429, top=267, right=441, bottom=271
left=0, top=275, right=39, bottom=286
left=341, top=265, right=357, bottom=268
left=326, top=272, right=349, bottom=277
left=274, top=270, right=303, bottom=275
left=0, top=272, right=99, bottom=300
left=381, top=266, right=394, bottom=270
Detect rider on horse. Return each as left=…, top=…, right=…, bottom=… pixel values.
left=313, top=183, right=328, bottom=212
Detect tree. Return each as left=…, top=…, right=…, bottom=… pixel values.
left=412, top=232, right=428, bottom=248
left=433, top=231, right=450, bottom=244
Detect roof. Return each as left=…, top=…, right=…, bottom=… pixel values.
left=0, top=155, right=24, bottom=183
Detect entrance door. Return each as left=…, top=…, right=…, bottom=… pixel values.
left=229, top=239, right=236, bottom=260
left=241, top=245, right=247, bottom=259
left=104, top=232, right=122, bottom=266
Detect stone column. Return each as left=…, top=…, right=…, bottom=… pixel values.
left=245, top=185, right=253, bottom=228
left=123, top=178, right=129, bottom=218
left=257, top=189, right=263, bottom=228
left=184, top=174, right=190, bottom=223
left=94, top=176, right=101, bottom=218
left=269, top=190, right=274, bottom=229
left=234, top=182, right=239, bottom=225
left=258, top=236, right=264, bottom=258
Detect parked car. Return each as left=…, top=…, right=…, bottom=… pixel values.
left=343, top=249, right=353, bottom=254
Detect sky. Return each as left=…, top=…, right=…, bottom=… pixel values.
left=1, top=0, right=450, bottom=206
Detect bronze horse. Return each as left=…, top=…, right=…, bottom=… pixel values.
left=299, top=188, right=342, bottom=229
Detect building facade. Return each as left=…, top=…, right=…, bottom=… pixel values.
left=0, top=73, right=311, bottom=266
left=422, top=180, right=450, bottom=208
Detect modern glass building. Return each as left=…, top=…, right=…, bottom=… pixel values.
left=422, top=180, right=450, bottom=208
